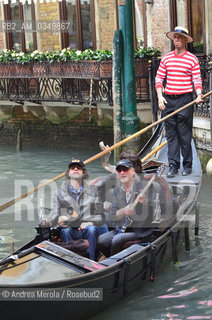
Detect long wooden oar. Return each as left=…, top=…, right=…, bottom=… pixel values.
left=0, top=173, right=66, bottom=212
left=141, top=140, right=167, bottom=163
left=85, top=91, right=212, bottom=164
left=0, top=91, right=211, bottom=213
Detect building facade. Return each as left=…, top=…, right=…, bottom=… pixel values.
left=0, top=0, right=211, bottom=148
left=0, top=0, right=211, bottom=57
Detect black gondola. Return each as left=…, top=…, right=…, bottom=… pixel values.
left=0, top=126, right=202, bottom=320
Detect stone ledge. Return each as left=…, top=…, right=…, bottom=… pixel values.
left=193, top=117, right=211, bottom=144
left=195, top=140, right=212, bottom=152
left=0, top=100, right=22, bottom=106
left=23, top=102, right=45, bottom=117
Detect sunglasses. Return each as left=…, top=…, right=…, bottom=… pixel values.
left=116, top=166, right=130, bottom=173
left=69, top=164, right=83, bottom=170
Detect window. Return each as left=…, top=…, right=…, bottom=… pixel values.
left=134, top=0, right=147, bottom=48
left=170, top=0, right=205, bottom=55
left=3, top=0, right=37, bottom=52
left=59, top=0, right=96, bottom=50
left=187, top=0, right=205, bottom=54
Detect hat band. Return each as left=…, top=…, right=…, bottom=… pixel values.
left=174, top=29, right=189, bottom=36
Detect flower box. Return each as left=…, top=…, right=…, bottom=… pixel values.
left=0, top=58, right=150, bottom=80
left=61, top=60, right=99, bottom=79
left=16, top=63, right=33, bottom=78
left=47, top=60, right=101, bottom=79
left=100, top=60, right=112, bottom=78
left=33, top=63, right=47, bottom=77
left=0, top=62, right=16, bottom=77
left=48, top=62, right=62, bottom=78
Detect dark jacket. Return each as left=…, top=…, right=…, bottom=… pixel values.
left=50, top=179, right=104, bottom=227
left=110, top=174, right=156, bottom=235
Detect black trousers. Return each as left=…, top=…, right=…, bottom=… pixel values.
left=162, top=92, right=193, bottom=169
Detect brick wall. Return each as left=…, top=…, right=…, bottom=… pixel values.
left=95, top=0, right=115, bottom=50
left=36, top=2, right=60, bottom=51
left=0, top=107, right=113, bottom=149
left=0, top=119, right=113, bottom=149
left=151, top=0, right=170, bottom=55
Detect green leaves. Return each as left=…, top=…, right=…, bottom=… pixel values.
left=135, top=47, right=161, bottom=59
left=0, top=47, right=160, bottom=64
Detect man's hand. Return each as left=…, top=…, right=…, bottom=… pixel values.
left=195, top=94, right=204, bottom=104
left=58, top=211, right=79, bottom=227
left=58, top=216, right=69, bottom=227
left=70, top=210, right=79, bottom=219
left=137, top=190, right=146, bottom=204
left=78, top=222, right=93, bottom=231
left=116, top=206, right=135, bottom=219
left=125, top=206, right=136, bottom=217
left=156, top=88, right=167, bottom=110
left=158, top=95, right=167, bottom=110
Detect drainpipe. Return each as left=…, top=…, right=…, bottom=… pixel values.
left=209, top=62, right=212, bottom=142
left=113, top=29, right=123, bottom=162
left=118, top=0, right=140, bottom=149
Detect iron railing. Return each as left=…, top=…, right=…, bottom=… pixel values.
left=0, top=60, right=149, bottom=105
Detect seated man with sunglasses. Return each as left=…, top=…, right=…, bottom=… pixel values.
left=48, top=159, right=106, bottom=260
left=97, top=159, right=154, bottom=257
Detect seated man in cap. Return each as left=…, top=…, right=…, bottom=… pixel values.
left=48, top=159, right=106, bottom=260
left=97, top=159, right=154, bottom=257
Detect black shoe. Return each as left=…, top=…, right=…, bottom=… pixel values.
left=182, top=168, right=192, bottom=176
left=167, top=165, right=178, bottom=178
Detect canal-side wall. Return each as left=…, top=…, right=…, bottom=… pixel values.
left=0, top=106, right=114, bottom=149
left=0, top=103, right=152, bottom=150
left=193, top=117, right=212, bottom=152
left=0, top=103, right=211, bottom=152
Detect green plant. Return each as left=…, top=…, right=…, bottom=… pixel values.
left=193, top=42, right=203, bottom=54
left=0, top=47, right=161, bottom=64
left=137, top=36, right=144, bottom=48
left=135, top=47, right=161, bottom=59
left=0, top=49, right=16, bottom=62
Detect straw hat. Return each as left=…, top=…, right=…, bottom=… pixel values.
left=166, top=26, right=193, bottom=43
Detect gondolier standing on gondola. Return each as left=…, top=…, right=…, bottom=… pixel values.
left=155, top=26, right=203, bottom=178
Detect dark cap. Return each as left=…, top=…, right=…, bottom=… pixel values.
left=116, top=159, right=133, bottom=169
left=68, top=159, right=85, bottom=168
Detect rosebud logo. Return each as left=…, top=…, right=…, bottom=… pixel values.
left=1, top=290, right=10, bottom=299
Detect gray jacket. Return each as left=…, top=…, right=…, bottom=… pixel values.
left=50, top=180, right=104, bottom=227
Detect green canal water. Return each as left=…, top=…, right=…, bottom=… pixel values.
left=0, top=145, right=211, bottom=320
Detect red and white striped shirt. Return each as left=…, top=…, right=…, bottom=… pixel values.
left=155, top=50, right=202, bottom=94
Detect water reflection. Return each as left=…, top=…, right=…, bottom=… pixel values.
left=0, top=145, right=106, bottom=258
left=0, top=145, right=212, bottom=319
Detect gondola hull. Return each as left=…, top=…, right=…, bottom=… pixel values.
left=0, top=132, right=202, bottom=320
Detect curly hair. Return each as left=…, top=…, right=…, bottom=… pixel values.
left=65, top=167, right=89, bottom=180
left=119, top=150, right=142, bottom=174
